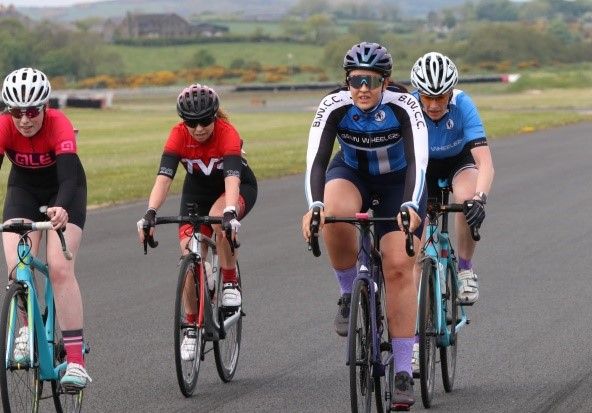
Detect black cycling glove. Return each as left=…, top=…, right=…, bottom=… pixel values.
left=142, top=208, right=157, bottom=228
left=463, top=200, right=485, bottom=229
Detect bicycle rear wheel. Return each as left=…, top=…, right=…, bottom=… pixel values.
left=440, top=262, right=458, bottom=393
left=0, top=283, right=41, bottom=412
left=174, top=254, right=204, bottom=397
left=418, top=260, right=437, bottom=408
left=349, top=279, right=374, bottom=412
left=214, top=263, right=242, bottom=382
left=52, top=314, right=83, bottom=413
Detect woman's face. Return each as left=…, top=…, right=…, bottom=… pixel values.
left=184, top=118, right=215, bottom=143
left=9, top=105, right=45, bottom=137
left=347, top=69, right=386, bottom=111
left=418, top=91, right=452, bottom=121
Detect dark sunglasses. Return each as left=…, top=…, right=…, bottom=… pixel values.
left=183, top=115, right=215, bottom=128
left=347, top=75, right=385, bottom=89
left=8, top=105, right=44, bottom=119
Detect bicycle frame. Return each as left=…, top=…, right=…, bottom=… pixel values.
left=5, top=237, right=64, bottom=381
left=347, top=217, right=386, bottom=377
left=420, top=179, right=469, bottom=346
left=185, top=230, right=240, bottom=341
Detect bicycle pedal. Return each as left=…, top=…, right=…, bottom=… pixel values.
left=379, top=342, right=392, bottom=352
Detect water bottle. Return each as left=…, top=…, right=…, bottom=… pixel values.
left=204, top=261, right=215, bottom=292
left=438, top=261, right=446, bottom=294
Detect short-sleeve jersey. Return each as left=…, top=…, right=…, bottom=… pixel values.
left=305, top=86, right=429, bottom=211
left=0, top=108, right=81, bottom=190
left=411, top=89, right=486, bottom=159
left=0, top=108, right=77, bottom=169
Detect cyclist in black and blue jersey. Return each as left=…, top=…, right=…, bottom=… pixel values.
left=301, top=42, right=429, bottom=410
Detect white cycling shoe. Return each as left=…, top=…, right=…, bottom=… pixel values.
left=222, top=284, right=241, bottom=307
left=13, top=326, right=29, bottom=363
left=181, top=329, right=197, bottom=361
left=457, top=269, right=479, bottom=305
left=412, top=342, right=420, bottom=378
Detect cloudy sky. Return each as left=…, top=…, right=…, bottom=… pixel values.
left=1, top=0, right=107, bottom=6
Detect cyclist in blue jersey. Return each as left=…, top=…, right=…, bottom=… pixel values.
left=409, top=52, right=495, bottom=372
left=301, top=42, right=429, bottom=410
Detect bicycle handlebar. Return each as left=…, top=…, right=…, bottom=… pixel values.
left=427, top=202, right=481, bottom=241
left=0, top=220, right=73, bottom=260
left=142, top=214, right=239, bottom=255
left=307, top=209, right=415, bottom=258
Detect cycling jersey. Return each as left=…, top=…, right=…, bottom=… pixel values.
left=305, top=86, right=428, bottom=212
left=157, top=118, right=258, bottom=237
left=0, top=109, right=87, bottom=228
left=411, top=89, right=487, bottom=159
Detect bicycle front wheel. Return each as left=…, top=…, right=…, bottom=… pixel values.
left=349, top=279, right=373, bottom=412
left=174, top=254, right=204, bottom=397
left=418, top=260, right=437, bottom=408
left=440, top=262, right=458, bottom=393
left=0, top=283, right=41, bottom=413
left=214, top=263, right=242, bottom=382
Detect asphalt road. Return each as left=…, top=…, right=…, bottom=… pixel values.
left=2, top=122, right=592, bottom=412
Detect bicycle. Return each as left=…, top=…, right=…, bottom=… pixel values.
left=416, top=179, right=478, bottom=408
left=142, top=203, right=243, bottom=397
left=0, top=217, right=87, bottom=413
left=309, top=206, right=415, bottom=412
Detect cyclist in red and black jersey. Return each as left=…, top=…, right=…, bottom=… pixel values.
left=0, top=68, right=91, bottom=388
left=137, top=83, right=257, bottom=312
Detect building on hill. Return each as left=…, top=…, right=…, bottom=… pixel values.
left=112, top=12, right=228, bottom=40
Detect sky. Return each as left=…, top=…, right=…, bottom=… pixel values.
left=1, top=0, right=107, bottom=6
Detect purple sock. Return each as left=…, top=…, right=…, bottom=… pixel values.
left=334, top=266, right=357, bottom=294
left=392, top=337, right=415, bottom=375
left=459, top=258, right=472, bottom=271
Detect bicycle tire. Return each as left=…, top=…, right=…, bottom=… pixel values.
left=214, top=262, right=242, bottom=382
left=348, top=279, right=373, bottom=413
left=52, top=309, right=84, bottom=413
left=0, top=282, right=42, bottom=413
left=375, top=268, right=388, bottom=412
left=174, top=254, right=204, bottom=397
left=418, top=260, right=437, bottom=408
left=440, top=262, right=458, bottom=393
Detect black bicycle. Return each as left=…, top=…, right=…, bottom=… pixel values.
left=309, top=207, right=414, bottom=412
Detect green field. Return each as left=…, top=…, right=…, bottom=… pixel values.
left=0, top=86, right=591, bottom=211
left=105, top=42, right=325, bottom=75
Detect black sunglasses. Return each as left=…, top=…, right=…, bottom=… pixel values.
left=183, top=115, right=216, bottom=128
left=347, top=75, right=385, bottom=89
left=8, top=105, right=45, bottom=120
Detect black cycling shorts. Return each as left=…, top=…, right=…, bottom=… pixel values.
left=3, top=183, right=87, bottom=229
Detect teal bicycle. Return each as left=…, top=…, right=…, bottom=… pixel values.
left=417, top=179, right=478, bottom=408
left=0, top=218, right=86, bottom=413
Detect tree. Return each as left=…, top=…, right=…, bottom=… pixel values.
left=348, top=21, right=384, bottom=43
left=475, top=0, right=519, bottom=21
left=186, top=49, right=216, bottom=68
left=306, top=13, right=337, bottom=44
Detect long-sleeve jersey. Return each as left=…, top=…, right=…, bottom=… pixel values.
left=305, top=86, right=429, bottom=211
left=411, top=89, right=487, bottom=159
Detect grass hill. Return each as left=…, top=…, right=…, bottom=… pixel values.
left=18, top=0, right=469, bottom=22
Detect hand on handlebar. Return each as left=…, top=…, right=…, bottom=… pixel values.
left=397, top=205, right=419, bottom=257
left=222, top=207, right=241, bottom=251
left=137, top=208, right=158, bottom=254
left=46, top=206, right=69, bottom=230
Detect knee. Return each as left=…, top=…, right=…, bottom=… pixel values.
left=383, top=257, right=414, bottom=284
left=48, top=264, right=73, bottom=284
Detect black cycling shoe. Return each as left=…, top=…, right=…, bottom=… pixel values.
left=392, top=371, right=415, bottom=411
left=334, top=293, right=351, bottom=337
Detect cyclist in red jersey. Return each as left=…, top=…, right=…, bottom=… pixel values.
left=137, top=84, right=257, bottom=359
left=0, top=68, right=91, bottom=389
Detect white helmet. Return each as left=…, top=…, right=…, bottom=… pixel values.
left=2, top=67, right=52, bottom=107
left=410, top=52, right=458, bottom=96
